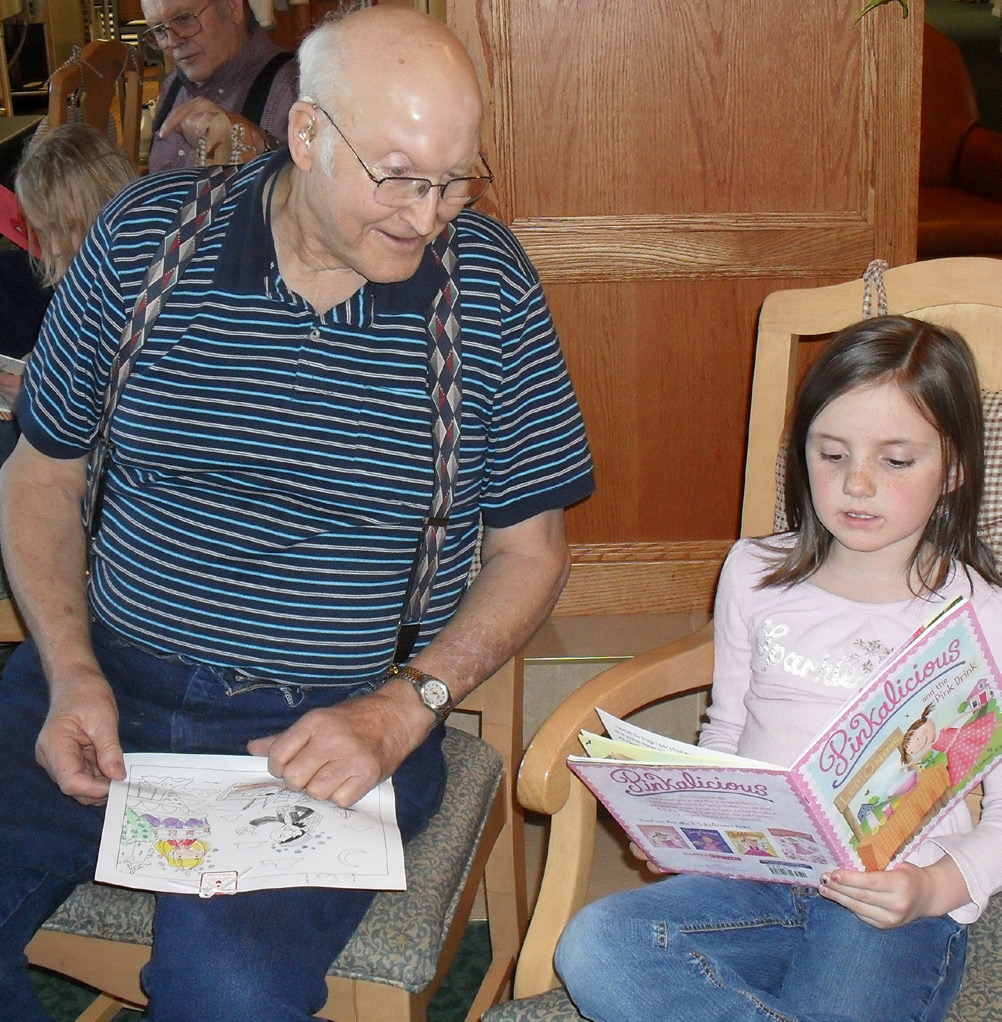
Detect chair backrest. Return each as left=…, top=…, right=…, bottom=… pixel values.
left=743, top=256, right=1002, bottom=542
left=920, top=24, right=980, bottom=189
left=48, top=40, right=143, bottom=167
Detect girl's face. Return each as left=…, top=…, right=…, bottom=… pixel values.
left=806, top=381, right=948, bottom=575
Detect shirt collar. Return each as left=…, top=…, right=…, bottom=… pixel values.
left=214, top=151, right=445, bottom=318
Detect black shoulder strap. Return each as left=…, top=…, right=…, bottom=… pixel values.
left=151, top=51, right=292, bottom=138
left=240, top=52, right=295, bottom=128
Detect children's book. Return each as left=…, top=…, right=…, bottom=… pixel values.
left=0, top=354, right=25, bottom=420
left=96, top=753, right=405, bottom=897
left=568, top=596, right=1002, bottom=886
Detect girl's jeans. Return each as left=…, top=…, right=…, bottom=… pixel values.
left=0, top=620, right=446, bottom=1022
left=555, top=874, right=968, bottom=1022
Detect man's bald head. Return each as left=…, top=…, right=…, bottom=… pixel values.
left=298, top=6, right=482, bottom=134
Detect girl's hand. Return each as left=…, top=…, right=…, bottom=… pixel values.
left=628, top=841, right=668, bottom=874
left=818, top=858, right=970, bottom=928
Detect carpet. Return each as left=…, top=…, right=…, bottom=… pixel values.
left=27, top=919, right=492, bottom=1021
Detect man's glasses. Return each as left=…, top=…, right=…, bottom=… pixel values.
left=312, top=104, right=494, bottom=209
left=143, top=1, right=214, bottom=49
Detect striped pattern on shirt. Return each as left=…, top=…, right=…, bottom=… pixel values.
left=20, top=157, right=594, bottom=688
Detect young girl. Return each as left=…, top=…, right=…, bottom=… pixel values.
left=555, top=315, right=1002, bottom=1022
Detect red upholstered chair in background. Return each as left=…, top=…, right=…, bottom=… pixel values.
left=919, top=23, right=1002, bottom=259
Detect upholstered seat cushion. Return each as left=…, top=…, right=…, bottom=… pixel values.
left=40, top=726, right=502, bottom=994
left=483, top=987, right=582, bottom=1022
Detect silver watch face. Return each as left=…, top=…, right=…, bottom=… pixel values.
left=420, top=678, right=451, bottom=711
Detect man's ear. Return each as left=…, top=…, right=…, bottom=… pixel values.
left=222, top=0, right=245, bottom=24
left=288, top=102, right=318, bottom=171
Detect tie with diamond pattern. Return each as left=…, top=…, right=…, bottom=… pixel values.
left=395, top=222, right=462, bottom=663
left=84, top=166, right=233, bottom=554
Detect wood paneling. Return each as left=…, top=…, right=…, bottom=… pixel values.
left=451, top=0, right=923, bottom=548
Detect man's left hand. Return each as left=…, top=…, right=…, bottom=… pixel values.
left=247, top=679, right=425, bottom=807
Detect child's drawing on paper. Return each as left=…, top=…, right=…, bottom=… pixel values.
left=249, top=805, right=317, bottom=846
left=147, top=814, right=212, bottom=870
left=99, top=754, right=406, bottom=895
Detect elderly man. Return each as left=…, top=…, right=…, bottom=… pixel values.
left=143, top=0, right=297, bottom=171
left=0, top=5, right=592, bottom=1020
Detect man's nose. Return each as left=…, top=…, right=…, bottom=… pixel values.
left=401, top=188, right=444, bottom=235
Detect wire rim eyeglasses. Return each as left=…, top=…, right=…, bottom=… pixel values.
left=311, top=103, right=494, bottom=209
left=143, top=1, right=215, bottom=49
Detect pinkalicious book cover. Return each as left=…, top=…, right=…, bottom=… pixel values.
left=569, top=597, right=1002, bottom=885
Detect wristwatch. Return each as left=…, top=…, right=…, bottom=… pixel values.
left=386, top=664, right=453, bottom=727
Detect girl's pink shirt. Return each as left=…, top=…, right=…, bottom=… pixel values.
left=702, top=535, right=1002, bottom=922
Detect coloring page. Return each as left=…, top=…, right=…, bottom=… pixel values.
left=96, top=753, right=405, bottom=896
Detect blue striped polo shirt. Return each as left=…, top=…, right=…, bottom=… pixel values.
left=19, top=152, right=594, bottom=689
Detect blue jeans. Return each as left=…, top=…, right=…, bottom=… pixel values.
left=554, top=875, right=968, bottom=1022
left=0, top=621, right=446, bottom=1022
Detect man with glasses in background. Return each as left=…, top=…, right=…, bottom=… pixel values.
left=143, top=0, right=297, bottom=171
left=0, top=5, right=593, bottom=1019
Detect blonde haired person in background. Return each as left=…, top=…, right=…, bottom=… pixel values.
left=0, top=124, right=136, bottom=459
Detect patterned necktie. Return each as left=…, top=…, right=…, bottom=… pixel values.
left=84, top=166, right=233, bottom=555
left=395, top=222, right=462, bottom=662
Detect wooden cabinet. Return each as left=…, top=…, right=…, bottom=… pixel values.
left=450, top=0, right=923, bottom=555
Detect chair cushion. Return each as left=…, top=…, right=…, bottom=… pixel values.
left=483, top=988, right=584, bottom=1022
left=979, top=391, right=1002, bottom=564
left=40, top=727, right=503, bottom=994
left=944, top=891, right=1002, bottom=1022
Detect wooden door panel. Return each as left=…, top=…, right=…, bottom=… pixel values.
left=452, top=0, right=922, bottom=551
left=507, top=0, right=863, bottom=218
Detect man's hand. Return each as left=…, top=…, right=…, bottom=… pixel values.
left=35, top=669, right=125, bottom=806
left=247, top=678, right=426, bottom=807
left=160, top=99, right=266, bottom=165
left=818, top=858, right=971, bottom=928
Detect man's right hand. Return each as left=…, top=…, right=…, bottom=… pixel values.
left=35, top=669, right=125, bottom=805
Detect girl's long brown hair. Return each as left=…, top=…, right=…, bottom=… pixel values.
left=762, top=315, right=1001, bottom=594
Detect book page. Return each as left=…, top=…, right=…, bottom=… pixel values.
left=594, top=707, right=777, bottom=769
left=794, top=597, right=1002, bottom=871
left=579, top=731, right=741, bottom=766
left=96, top=753, right=405, bottom=896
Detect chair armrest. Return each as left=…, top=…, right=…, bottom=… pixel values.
left=956, top=126, right=1002, bottom=204
left=517, top=621, right=715, bottom=817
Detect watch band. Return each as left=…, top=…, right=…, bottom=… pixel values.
left=386, top=664, right=453, bottom=727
